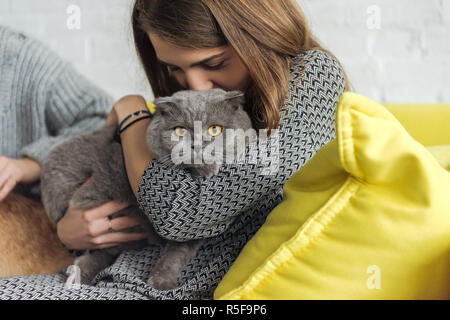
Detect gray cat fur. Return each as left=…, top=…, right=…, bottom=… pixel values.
left=40, top=88, right=252, bottom=290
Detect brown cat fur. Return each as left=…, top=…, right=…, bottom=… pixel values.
left=0, top=192, right=75, bottom=278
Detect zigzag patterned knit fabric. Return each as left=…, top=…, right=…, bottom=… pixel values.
left=0, top=49, right=346, bottom=300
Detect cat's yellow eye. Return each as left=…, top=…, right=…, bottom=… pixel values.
left=208, top=125, right=222, bottom=137
left=175, top=127, right=187, bottom=137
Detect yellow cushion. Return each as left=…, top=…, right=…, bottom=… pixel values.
left=426, top=145, right=450, bottom=171
left=214, top=92, right=450, bottom=300
left=383, top=103, right=450, bottom=147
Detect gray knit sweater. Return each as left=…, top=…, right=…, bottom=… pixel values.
left=0, top=25, right=113, bottom=199
left=0, top=42, right=346, bottom=299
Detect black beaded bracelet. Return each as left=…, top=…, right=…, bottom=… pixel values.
left=114, top=110, right=153, bottom=144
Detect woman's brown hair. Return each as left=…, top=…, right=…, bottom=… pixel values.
left=132, top=0, right=350, bottom=133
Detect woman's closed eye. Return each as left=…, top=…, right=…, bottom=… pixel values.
left=168, top=60, right=225, bottom=72
left=203, top=60, right=225, bottom=70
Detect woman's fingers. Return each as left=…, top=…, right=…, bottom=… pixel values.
left=86, top=216, right=143, bottom=238
left=92, top=231, right=149, bottom=247
left=96, top=243, right=123, bottom=250
left=0, top=177, right=16, bottom=202
left=72, top=199, right=148, bottom=250
left=83, top=201, right=133, bottom=222
left=107, top=216, right=143, bottom=232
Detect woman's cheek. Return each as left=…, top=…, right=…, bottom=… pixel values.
left=213, top=72, right=241, bottom=91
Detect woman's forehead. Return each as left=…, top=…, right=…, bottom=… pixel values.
left=148, top=32, right=228, bottom=67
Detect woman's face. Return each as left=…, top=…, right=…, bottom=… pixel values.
left=148, top=32, right=251, bottom=92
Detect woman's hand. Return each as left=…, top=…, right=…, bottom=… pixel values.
left=104, top=95, right=147, bottom=128
left=0, top=156, right=41, bottom=202
left=56, top=177, right=149, bottom=250
left=56, top=202, right=149, bottom=250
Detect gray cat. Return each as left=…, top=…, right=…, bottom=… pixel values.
left=41, top=88, right=253, bottom=290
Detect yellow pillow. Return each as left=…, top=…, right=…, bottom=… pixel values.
left=214, top=92, right=450, bottom=300
left=426, top=145, right=450, bottom=171
left=383, top=103, right=450, bottom=147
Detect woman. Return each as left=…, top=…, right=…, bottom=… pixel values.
left=0, top=0, right=350, bottom=300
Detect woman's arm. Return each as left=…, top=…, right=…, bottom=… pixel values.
left=16, top=157, right=41, bottom=184
left=129, top=50, right=346, bottom=242
left=113, top=95, right=154, bottom=196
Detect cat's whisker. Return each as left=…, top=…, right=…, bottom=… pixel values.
left=158, top=155, right=172, bottom=164
left=156, top=154, right=175, bottom=166
left=157, top=153, right=172, bottom=161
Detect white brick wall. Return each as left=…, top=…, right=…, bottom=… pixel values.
left=301, top=0, right=450, bottom=103
left=0, top=0, right=146, bottom=101
left=0, top=0, right=449, bottom=103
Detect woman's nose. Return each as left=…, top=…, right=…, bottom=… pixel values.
left=185, top=71, right=214, bottom=91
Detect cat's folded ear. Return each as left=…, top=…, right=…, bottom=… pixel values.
left=154, top=97, right=179, bottom=117
left=225, top=91, right=246, bottom=111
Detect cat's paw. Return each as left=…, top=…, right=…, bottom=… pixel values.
left=147, top=274, right=178, bottom=291
left=72, top=256, right=98, bottom=285
left=62, top=264, right=96, bottom=288
left=79, top=269, right=97, bottom=285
